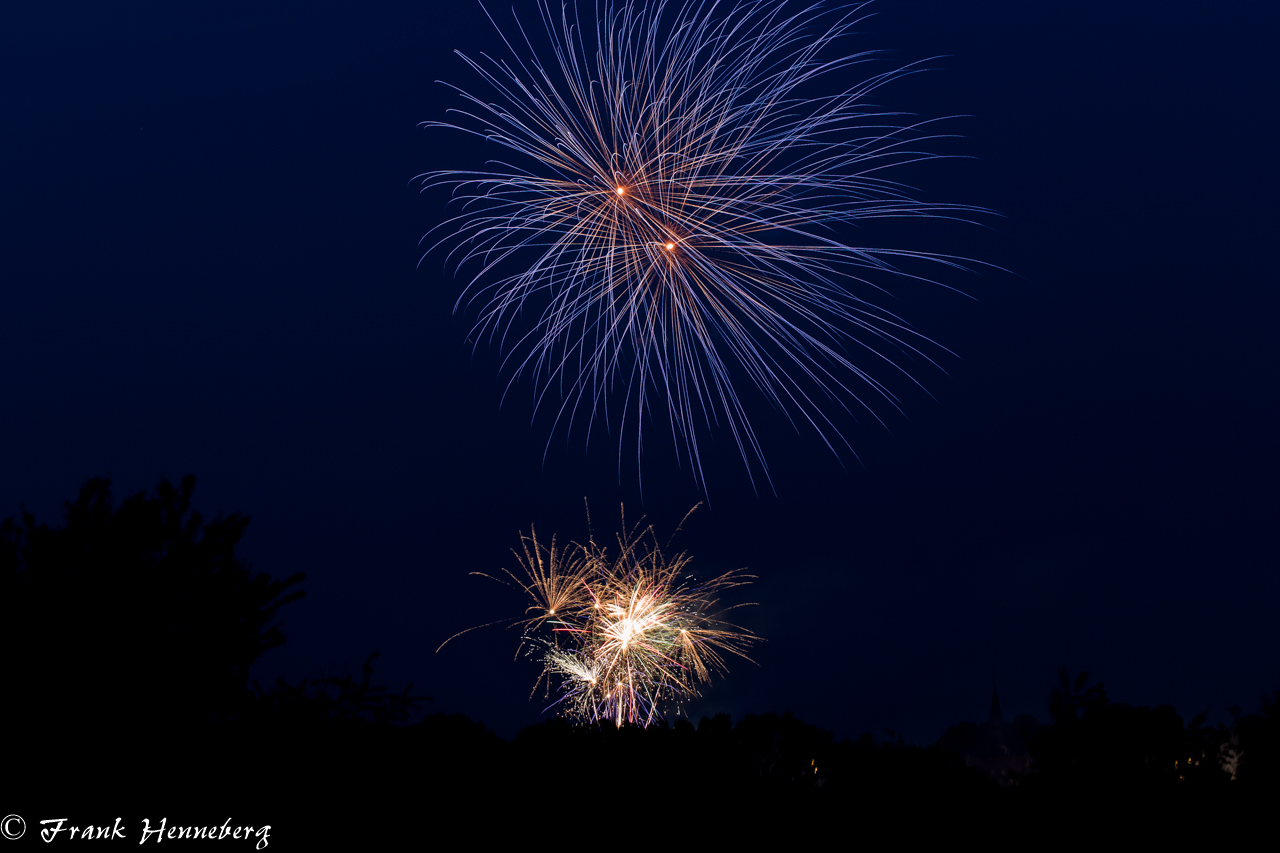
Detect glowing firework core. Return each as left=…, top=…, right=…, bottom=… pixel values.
left=457, top=508, right=756, bottom=727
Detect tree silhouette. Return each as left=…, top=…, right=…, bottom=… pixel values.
left=1, top=475, right=304, bottom=736
left=1229, top=687, right=1280, bottom=788
left=252, top=652, right=431, bottom=726
left=1027, top=667, right=1231, bottom=794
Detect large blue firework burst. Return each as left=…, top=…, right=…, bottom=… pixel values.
left=421, top=0, right=990, bottom=490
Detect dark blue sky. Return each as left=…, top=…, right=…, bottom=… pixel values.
left=3, top=0, right=1276, bottom=741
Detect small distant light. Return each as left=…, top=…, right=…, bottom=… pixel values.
left=666, top=242, right=675, bottom=250
left=616, top=187, right=625, bottom=195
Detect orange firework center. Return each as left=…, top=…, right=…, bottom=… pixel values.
left=606, top=181, right=683, bottom=252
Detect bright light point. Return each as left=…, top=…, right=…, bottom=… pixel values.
left=666, top=242, right=674, bottom=250
left=615, top=187, right=625, bottom=195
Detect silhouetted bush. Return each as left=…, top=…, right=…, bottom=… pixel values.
left=1025, top=667, right=1232, bottom=797
left=1230, top=687, right=1280, bottom=789
left=251, top=652, right=431, bottom=727
left=2, top=476, right=304, bottom=737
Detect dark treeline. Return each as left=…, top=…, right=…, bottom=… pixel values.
left=4, top=477, right=1275, bottom=840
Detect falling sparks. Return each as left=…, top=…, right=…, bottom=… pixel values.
left=420, top=0, right=992, bottom=489
left=448, top=505, right=757, bottom=726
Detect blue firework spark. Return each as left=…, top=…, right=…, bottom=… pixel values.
left=421, top=0, right=990, bottom=489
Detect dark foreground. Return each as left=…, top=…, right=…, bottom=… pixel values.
left=12, top=706, right=1274, bottom=847
left=6, top=478, right=1275, bottom=845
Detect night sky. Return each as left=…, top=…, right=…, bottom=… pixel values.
left=3, top=0, right=1277, bottom=744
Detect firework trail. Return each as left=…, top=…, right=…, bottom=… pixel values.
left=445, top=506, right=757, bottom=726
left=421, top=0, right=990, bottom=489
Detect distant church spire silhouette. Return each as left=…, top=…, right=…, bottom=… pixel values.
left=937, top=683, right=1038, bottom=788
